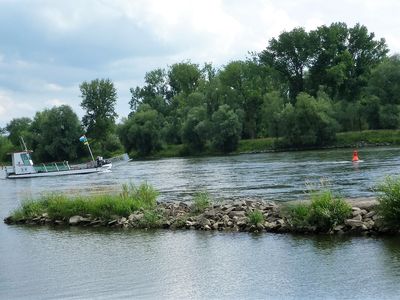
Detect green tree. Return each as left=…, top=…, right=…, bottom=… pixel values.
left=261, top=91, right=285, bottom=137
left=182, top=105, right=210, bottom=152
left=168, top=62, right=202, bottom=96
left=367, top=55, right=400, bottom=105
left=30, top=105, right=82, bottom=162
left=282, top=93, right=338, bottom=147
left=210, top=105, right=242, bottom=152
left=118, top=104, right=163, bottom=156
left=80, top=78, right=118, bottom=149
left=5, top=117, right=32, bottom=147
left=259, top=27, right=313, bottom=102
left=0, top=135, right=14, bottom=163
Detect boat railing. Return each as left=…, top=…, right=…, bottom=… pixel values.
left=34, top=161, right=71, bottom=173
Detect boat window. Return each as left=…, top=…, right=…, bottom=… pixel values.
left=21, top=153, right=31, bottom=166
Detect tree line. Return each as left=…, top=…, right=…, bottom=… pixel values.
left=1, top=22, right=400, bottom=162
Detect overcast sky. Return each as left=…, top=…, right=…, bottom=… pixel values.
left=0, top=0, right=399, bottom=127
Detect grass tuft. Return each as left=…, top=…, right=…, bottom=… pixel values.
left=376, top=176, right=400, bottom=228
left=248, top=209, right=264, bottom=225
left=10, top=182, right=159, bottom=221
left=191, top=191, right=212, bottom=214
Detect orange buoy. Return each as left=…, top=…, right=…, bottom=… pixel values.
left=352, top=150, right=359, bottom=162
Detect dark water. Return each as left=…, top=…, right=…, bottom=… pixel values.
left=2, top=147, right=400, bottom=299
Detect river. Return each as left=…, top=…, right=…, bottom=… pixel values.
left=1, top=147, right=400, bottom=299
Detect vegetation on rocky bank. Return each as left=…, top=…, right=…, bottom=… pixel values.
left=4, top=178, right=400, bottom=235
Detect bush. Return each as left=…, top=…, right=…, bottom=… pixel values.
left=308, top=191, right=352, bottom=231
left=283, top=203, right=310, bottom=228
left=248, top=209, right=264, bottom=225
left=376, top=176, right=400, bottom=228
left=191, top=191, right=211, bottom=213
left=284, top=190, right=351, bottom=231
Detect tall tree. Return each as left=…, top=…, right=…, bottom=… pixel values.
left=80, top=78, right=118, bottom=148
left=259, top=27, right=313, bottom=102
left=5, top=117, right=32, bottom=147
left=30, top=105, right=82, bottom=162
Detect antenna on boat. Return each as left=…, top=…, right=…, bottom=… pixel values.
left=20, top=136, right=28, bottom=152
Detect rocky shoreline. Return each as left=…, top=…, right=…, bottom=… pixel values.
left=4, top=198, right=398, bottom=235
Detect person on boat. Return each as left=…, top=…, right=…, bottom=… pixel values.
left=352, top=150, right=359, bottom=162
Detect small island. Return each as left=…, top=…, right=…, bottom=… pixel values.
left=4, top=179, right=400, bottom=236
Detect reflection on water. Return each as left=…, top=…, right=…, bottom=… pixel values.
left=2, top=147, right=400, bottom=299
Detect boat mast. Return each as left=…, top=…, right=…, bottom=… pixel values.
left=20, top=136, right=28, bottom=152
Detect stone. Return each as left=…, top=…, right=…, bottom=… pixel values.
left=365, top=211, right=376, bottom=218
left=345, top=219, right=363, bottom=227
left=236, top=218, right=247, bottom=227
left=203, top=225, right=211, bottom=230
left=333, top=225, right=344, bottom=231
left=228, top=210, right=246, bottom=218
left=69, top=215, right=83, bottom=225
left=162, top=220, right=171, bottom=228
left=107, top=219, right=118, bottom=226
left=129, top=213, right=144, bottom=222
left=352, top=214, right=362, bottom=221
left=197, top=217, right=211, bottom=227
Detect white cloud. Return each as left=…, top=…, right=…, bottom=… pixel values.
left=1, top=0, right=400, bottom=127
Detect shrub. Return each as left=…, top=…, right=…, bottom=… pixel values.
left=284, top=190, right=351, bottom=231
left=248, top=209, right=264, bottom=225
left=283, top=203, right=310, bottom=228
left=191, top=191, right=211, bottom=214
left=376, top=176, right=400, bottom=228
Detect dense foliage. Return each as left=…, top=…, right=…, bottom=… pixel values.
left=1, top=22, right=399, bottom=160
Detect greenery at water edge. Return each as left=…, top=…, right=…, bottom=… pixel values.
left=284, top=190, right=352, bottom=231
left=191, top=191, right=212, bottom=214
left=376, top=176, right=400, bottom=229
left=248, top=209, right=264, bottom=226
left=10, top=182, right=158, bottom=222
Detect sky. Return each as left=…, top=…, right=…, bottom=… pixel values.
left=0, top=0, right=399, bottom=128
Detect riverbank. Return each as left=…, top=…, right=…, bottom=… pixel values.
left=140, top=129, right=400, bottom=159
left=4, top=197, right=396, bottom=236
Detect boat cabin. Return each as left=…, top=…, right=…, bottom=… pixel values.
left=10, top=151, right=36, bottom=175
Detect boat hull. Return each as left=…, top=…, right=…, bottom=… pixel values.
left=6, top=164, right=112, bottom=179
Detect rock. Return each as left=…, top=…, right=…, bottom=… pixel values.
left=129, top=213, right=144, bottom=222
left=197, top=217, right=211, bottom=228
left=3, top=216, right=13, bottom=224
left=204, top=210, right=216, bottom=218
left=69, top=215, right=83, bottom=225
left=333, top=225, right=344, bottom=231
left=345, top=219, right=363, bottom=227
left=54, top=220, right=64, bottom=225
left=236, top=217, right=247, bottom=227
left=352, top=214, right=362, bottom=221
left=203, top=225, right=211, bottom=231
left=228, top=210, right=246, bottom=218
left=107, top=219, right=118, bottom=226
left=365, top=211, right=376, bottom=218
left=212, top=222, right=220, bottom=230
left=162, top=220, right=171, bottom=228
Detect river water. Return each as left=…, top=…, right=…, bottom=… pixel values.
left=1, top=147, right=400, bottom=299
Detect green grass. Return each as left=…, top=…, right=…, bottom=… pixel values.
left=284, top=190, right=352, bottom=231
left=376, top=176, right=400, bottom=228
left=10, top=182, right=159, bottom=222
left=248, top=209, right=264, bottom=225
left=336, top=130, right=400, bottom=146
left=191, top=191, right=212, bottom=214
left=237, top=137, right=277, bottom=153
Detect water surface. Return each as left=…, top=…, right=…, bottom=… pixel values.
left=1, top=148, right=400, bottom=299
